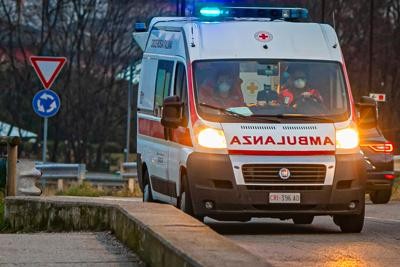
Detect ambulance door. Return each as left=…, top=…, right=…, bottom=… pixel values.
left=168, top=60, right=188, bottom=205
left=149, top=59, right=174, bottom=203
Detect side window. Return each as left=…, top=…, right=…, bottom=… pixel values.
left=174, top=62, right=188, bottom=126
left=154, top=60, right=174, bottom=116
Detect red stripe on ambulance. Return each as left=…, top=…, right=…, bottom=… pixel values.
left=138, top=118, right=192, bottom=147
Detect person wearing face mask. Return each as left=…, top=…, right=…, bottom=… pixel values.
left=199, top=71, right=244, bottom=109
left=279, top=69, right=323, bottom=107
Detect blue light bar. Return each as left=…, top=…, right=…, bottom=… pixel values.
left=195, top=5, right=310, bottom=22
left=200, top=7, right=223, bottom=17
left=134, top=22, right=147, bottom=32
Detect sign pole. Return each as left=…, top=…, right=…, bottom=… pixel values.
left=42, top=117, right=48, bottom=163
left=125, top=63, right=133, bottom=162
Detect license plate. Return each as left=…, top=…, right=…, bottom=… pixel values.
left=269, top=193, right=301, bottom=204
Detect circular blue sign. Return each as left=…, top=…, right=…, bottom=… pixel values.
left=32, top=89, right=61, bottom=118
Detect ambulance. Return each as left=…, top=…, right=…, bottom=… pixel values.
left=134, top=5, right=367, bottom=233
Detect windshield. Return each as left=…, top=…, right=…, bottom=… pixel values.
left=194, top=60, right=350, bottom=122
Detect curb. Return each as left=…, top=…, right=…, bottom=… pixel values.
left=5, top=196, right=270, bottom=267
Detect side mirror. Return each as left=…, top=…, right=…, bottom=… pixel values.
left=161, top=96, right=183, bottom=129
left=356, top=96, right=378, bottom=129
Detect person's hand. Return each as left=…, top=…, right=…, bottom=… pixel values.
left=301, top=92, right=312, bottom=97
left=257, top=100, right=267, bottom=107
left=268, top=100, right=280, bottom=107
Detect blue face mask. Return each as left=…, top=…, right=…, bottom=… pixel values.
left=294, top=78, right=306, bottom=89
left=283, top=71, right=290, bottom=80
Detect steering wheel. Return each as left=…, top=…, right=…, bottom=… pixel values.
left=293, top=94, right=328, bottom=114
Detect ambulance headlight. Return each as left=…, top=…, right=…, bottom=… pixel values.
left=336, top=128, right=359, bottom=150
left=198, top=128, right=227, bottom=149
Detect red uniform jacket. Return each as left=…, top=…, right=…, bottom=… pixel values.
left=279, top=88, right=322, bottom=106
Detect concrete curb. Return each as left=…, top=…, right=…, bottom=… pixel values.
left=5, top=197, right=270, bottom=267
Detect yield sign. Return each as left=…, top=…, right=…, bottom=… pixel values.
left=30, top=56, right=67, bottom=89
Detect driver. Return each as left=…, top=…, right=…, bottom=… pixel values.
left=279, top=68, right=323, bottom=107
left=199, top=71, right=244, bottom=109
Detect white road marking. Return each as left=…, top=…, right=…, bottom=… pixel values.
left=366, top=216, right=400, bottom=223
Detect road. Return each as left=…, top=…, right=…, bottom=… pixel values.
left=207, top=201, right=400, bottom=266
left=0, top=232, right=144, bottom=267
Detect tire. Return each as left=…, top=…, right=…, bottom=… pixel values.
left=178, top=173, right=194, bottom=216
left=370, top=189, right=392, bottom=204
left=292, top=215, right=314, bottom=224
left=142, top=170, right=154, bottom=202
left=333, top=205, right=365, bottom=233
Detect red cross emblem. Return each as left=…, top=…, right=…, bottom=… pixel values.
left=254, top=31, right=273, bottom=42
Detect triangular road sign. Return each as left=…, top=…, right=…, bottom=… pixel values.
left=30, top=56, right=67, bottom=89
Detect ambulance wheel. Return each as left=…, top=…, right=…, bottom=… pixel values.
left=370, top=189, right=392, bottom=204
left=142, top=170, right=154, bottom=202
left=292, top=215, right=314, bottom=224
left=333, top=205, right=365, bottom=233
left=179, top=173, right=203, bottom=221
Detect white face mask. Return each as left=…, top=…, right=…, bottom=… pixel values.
left=294, top=78, right=306, bottom=89
left=218, top=82, right=231, bottom=93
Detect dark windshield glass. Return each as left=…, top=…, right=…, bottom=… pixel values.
left=194, top=60, right=350, bottom=121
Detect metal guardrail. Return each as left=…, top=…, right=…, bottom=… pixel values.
left=36, top=163, right=86, bottom=182
left=85, top=172, right=124, bottom=188
left=121, top=162, right=137, bottom=180
left=34, top=162, right=139, bottom=193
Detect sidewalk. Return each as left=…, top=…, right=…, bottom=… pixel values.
left=0, top=232, right=144, bottom=266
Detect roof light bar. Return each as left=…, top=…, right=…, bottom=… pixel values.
left=196, top=5, right=309, bottom=21
left=199, top=7, right=223, bottom=17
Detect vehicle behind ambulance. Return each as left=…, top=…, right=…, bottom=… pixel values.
left=134, top=5, right=367, bottom=233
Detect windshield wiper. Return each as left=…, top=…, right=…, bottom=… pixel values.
left=252, top=114, right=334, bottom=123
left=199, top=103, right=279, bottom=123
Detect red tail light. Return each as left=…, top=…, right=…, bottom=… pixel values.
left=384, top=174, right=395, bottom=180
left=367, top=143, right=394, bottom=153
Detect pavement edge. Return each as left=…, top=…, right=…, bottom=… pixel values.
left=4, top=197, right=270, bottom=267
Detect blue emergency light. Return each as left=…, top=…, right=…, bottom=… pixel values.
left=196, top=5, right=309, bottom=22
left=199, top=7, right=224, bottom=17
left=134, top=22, right=147, bottom=32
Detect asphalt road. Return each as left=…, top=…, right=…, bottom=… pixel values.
left=0, top=232, right=144, bottom=266
left=207, top=201, right=400, bottom=266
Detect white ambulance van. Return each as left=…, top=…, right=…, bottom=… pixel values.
left=134, top=6, right=366, bottom=232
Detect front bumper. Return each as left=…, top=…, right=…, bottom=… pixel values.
left=186, top=153, right=366, bottom=219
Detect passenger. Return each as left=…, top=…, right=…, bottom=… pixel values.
left=257, top=84, right=279, bottom=107
left=279, top=69, right=323, bottom=107
left=199, top=71, right=245, bottom=109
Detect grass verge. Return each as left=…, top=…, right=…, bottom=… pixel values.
left=55, top=182, right=142, bottom=198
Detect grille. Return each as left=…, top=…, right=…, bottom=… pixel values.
left=242, top=164, right=326, bottom=184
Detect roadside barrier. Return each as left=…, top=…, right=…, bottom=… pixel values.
left=121, top=162, right=138, bottom=193
left=35, top=163, right=138, bottom=193
left=85, top=172, right=124, bottom=191
left=36, top=163, right=86, bottom=191
left=17, top=160, right=42, bottom=196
